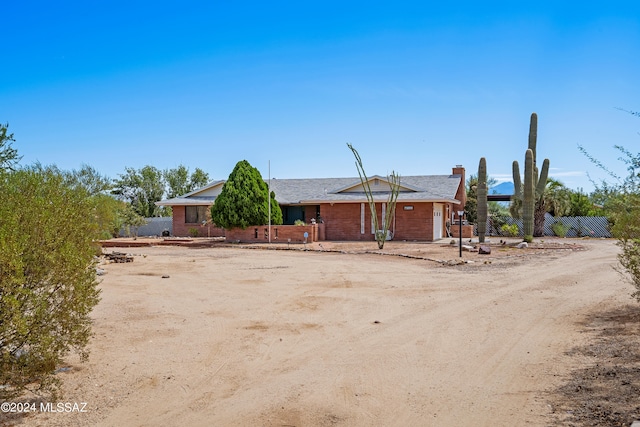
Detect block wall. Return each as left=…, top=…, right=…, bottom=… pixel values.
left=225, top=224, right=319, bottom=243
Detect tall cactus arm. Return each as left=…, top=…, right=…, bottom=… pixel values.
left=528, top=112, right=538, bottom=162
left=536, top=158, right=550, bottom=198
left=512, top=160, right=522, bottom=197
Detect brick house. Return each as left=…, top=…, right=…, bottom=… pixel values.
left=156, top=166, right=466, bottom=241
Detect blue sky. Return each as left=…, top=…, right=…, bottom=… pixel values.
left=2, top=2, right=639, bottom=192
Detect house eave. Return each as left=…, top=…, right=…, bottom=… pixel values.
left=155, top=198, right=216, bottom=207
left=296, top=198, right=460, bottom=205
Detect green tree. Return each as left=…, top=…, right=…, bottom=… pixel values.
left=0, top=123, right=21, bottom=171
left=120, top=204, right=148, bottom=237
left=189, top=168, right=210, bottom=193
left=112, top=166, right=166, bottom=217
left=164, top=165, right=210, bottom=199
left=538, top=178, right=572, bottom=218
left=568, top=188, right=599, bottom=217
left=67, top=164, right=112, bottom=195
left=488, top=201, right=511, bottom=235
left=464, top=174, right=498, bottom=225
left=465, top=175, right=479, bottom=225
left=0, top=165, right=101, bottom=399
left=210, top=160, right=282, bottom=229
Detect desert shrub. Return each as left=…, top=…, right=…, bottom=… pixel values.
left=580, top=113, right=640, bottom=302
left=610, top=191, right=640, bottom=302
left=0, top=166, right=101, bottom=399
left=93, top=194, right=126, bottom=239
left=618, top=239, right=640, bottom=302
left=500, top=223, right=519, bottom=237
left=552, top=222, right=570, bottom=237
left=188, top=227, right=199, bottom=237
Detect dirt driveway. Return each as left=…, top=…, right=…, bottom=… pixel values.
left=4, top=238, right=635, bottom=426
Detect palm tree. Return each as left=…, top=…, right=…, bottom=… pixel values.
left=511, top=178, right=571, bottom=237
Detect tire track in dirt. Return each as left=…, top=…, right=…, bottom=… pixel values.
left=16, top=241, right=627, bottom=427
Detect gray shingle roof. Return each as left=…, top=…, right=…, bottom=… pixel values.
left=269, top=175, right=462, bottom=204
left=157, top=174, right=462, bottom=206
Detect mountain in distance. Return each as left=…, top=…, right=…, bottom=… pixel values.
left=489, top=181, right=514, bottom=195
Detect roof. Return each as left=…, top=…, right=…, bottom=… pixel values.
left=156, top=174, right=463, bottom=206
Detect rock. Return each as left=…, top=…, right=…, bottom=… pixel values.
left=517, top=242, right=528, bottom=249
left=162, top=275, right=170, bottom=279
left=462, top=245, right=477, bottom=252
left=478, top=245, right=491, bottom=255
left=96, top=268, right=106, bottom=276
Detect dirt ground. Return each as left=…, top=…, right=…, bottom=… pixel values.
left=2, top=237, right=640, bottom=426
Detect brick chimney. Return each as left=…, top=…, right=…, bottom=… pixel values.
left=452, top=165, right=466, bottom=214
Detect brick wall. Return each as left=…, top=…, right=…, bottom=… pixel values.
left=171, top=206, right=225, bottom=237
left=393, top=202, right=432, bottom=241
left=450, top=224, right=474, bottom=238
left=226, top=224, right=318, bottom=243
left=321, top=203, right=372, bottom=241
left=321, top=202, right=441, bottom=241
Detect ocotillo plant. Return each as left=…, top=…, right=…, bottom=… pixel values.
left=477, top=157, right=488, bottom=243
left=347, top=143, right=401, bottom=250
left=512, top=113, right=550, bottom=241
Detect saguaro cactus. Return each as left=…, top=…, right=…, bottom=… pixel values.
left=477, top=157, right=488, bottom=243
left=522, top=149, right=535, bottom=241
left=512, top=113, right=550, bottom=241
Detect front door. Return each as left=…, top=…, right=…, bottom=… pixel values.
left=433, top=203, right=443, bottom=240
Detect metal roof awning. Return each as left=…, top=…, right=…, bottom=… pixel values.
left=487, top=194, right=512, bottom=202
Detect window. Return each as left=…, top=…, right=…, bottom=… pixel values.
left=185, top=206, right=208, bottom=224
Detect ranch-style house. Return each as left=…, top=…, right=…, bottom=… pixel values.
left=155, top=165, right=467, bottom=242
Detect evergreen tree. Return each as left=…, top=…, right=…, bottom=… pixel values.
left=210, top=160, right=282, bottom=229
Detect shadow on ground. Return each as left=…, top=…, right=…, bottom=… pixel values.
left=550, top=304, right=640, bottom=426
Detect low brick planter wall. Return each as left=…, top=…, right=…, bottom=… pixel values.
left=449, top=224, right=474, bottom=238
left=226, top=224, right=319, bottom=243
